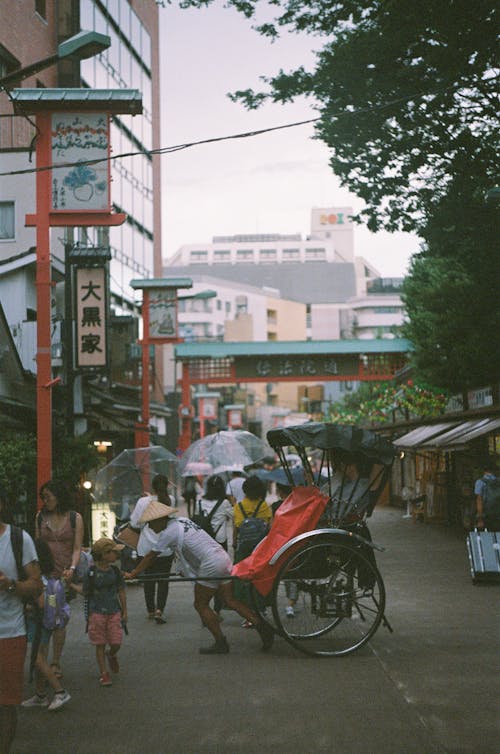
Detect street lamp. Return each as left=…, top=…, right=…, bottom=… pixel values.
left=0, top=30, right=110, bottom=89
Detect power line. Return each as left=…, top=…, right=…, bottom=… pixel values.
left=0, top=77, right=491, bottom=179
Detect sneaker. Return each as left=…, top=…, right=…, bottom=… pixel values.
left=48, top=691, right=71, bottom=711
left=154, top=610, right=167, bottom=624
left=199, top=637, right=230, bottom=655
left=22, top=694, right=49, bottom=708
left=256, top=622, right=275, bottom=651
left=285, top=605, right=295, bottom=618
left=99, top=672, right=112, bottom=687
left=241, top=619, right=253, bottom=628
left=106, top=650, right=120, bottom=674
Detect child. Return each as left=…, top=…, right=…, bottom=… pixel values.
left=21, top=539, right=71, bottom=711
left=80, top=538, right=127, bottom=687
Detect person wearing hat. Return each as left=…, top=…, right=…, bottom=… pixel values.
left=124, top=500, right=274, bottom=654
left=79, top=538, right=127, bottom=686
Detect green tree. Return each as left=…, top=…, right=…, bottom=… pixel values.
left=211, top=0, right=498, bottom=233
left=0, top=435, right=37, bottom=513
left=402, top=163, right=500, bottom=391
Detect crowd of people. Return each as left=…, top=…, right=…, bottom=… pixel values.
left=0, top=463, right=282, bottom=753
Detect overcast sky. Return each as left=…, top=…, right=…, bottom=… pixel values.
left=159, top=1, right=421, bottom=276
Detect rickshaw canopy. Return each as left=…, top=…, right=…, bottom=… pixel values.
left=267, top=423, right=395, bottom=466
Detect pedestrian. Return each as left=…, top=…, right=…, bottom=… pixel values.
left=79, top=537, right=127, bottom=687
left=21, top=539, right=71, bottom=711
left=225, top=469, right=247, bottom=506
left=124, top=500, right=274, bottom=655
left=474, top=459, right=500, bottom=530
left=0, top=485, right=42, bottom=754
left=130, top=475, right=175, bottom=623
left=195, top=474, right=234, bottom=618
left=36, top=480, right=84, bottom=680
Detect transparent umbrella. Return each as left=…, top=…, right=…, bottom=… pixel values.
left=94, top=446, right=179, bottom=509
left=179, top=430, right=272, bottom=476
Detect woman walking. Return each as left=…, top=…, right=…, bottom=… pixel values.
left=36, top=480, right=83, bottom=679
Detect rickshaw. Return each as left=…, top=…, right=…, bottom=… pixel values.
left=234, top=423, right=395, bottom=657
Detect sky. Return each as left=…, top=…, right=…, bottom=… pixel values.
left=159, top=1, right=421, bottom=277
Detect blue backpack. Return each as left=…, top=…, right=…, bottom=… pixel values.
left=236, top=501, right=269, bottom=559
left=42, top=576, right=70, bottom=630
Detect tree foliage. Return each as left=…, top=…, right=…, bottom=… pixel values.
left=401, top=164, right=500, bottom=392
left=184, top=0, right=498, bottom=234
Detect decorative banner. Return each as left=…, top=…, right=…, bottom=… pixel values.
left=149, top=288, right=178, bottom=340
left=51, top=112, right=110, bottom=211
left=227, top=409, right=243, bottom=429
left=199, top=396, right=218, bottom=419
left=91, top=503, right=116, bottom=543
left=75, top=266, right=108, bottom=369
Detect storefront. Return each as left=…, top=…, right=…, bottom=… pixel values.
left=392, top=416, right=500, bottom=527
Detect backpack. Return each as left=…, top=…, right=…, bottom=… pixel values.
left=482, top=476, right=500, bottom=517
left=42, top=576, right=70, bottom=630
left=10, top=525, right=42, bottom=681
left=191, top=498, right=225, bottom=540
left=236, top=501, right=269, bottom=559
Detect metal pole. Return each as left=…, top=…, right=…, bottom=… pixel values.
left=35, top=113, right=53, bottom=504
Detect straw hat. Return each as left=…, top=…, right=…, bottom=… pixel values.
left=139, top=499, right=178, bottom=523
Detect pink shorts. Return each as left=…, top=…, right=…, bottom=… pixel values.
left=0, top=636, right=27, bottom=705
left=88, top=612, right=123, bottom=646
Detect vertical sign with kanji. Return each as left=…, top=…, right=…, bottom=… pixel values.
left=149, top=288, right=178, bottom=340
left=75, top=266, right=108, bottom=369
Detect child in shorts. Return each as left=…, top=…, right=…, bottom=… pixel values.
left=82, top=538, right=127, bottom=687
left=22, top=539, right=71, bottom=711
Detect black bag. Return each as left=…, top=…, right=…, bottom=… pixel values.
left=235, top=501, right=269, bottom=560
left=11, top=525, right=42, bottom=681
left=482, top=476, right=500, bottom=518
left=191, top=498, right=224, bottom=540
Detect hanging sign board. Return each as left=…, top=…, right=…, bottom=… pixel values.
left=75, top=266, right=108, bottom=369
left=51, top=112, right=110, bottom=212
left=149, top=288, right=178, bottom=341
left=199, top=396, right=218, bottom=419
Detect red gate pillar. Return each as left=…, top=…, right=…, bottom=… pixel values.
left=178, top=361, right=192, bottom=451
left=35, top=113, right=54, bottom=494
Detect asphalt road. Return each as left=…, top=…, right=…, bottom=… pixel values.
left=15, top=507, right=499, bottom=754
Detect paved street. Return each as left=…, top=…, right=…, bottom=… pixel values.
left=15, top=507, right=498, bottom=754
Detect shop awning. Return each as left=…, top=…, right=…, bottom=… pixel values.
left=393, top=422, right=460, bottom=449
left=421, top=417, right=500, bottom=451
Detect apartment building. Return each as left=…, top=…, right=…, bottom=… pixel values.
left=0, top=0, right=164, bottom=443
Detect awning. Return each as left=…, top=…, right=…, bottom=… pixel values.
left=393, top=422, right=460, bottom=449
left=421, top=418, right=500, bottom=451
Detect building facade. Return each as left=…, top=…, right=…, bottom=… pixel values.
left=0, top=0, right=164, bottom=446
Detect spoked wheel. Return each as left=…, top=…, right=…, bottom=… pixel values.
left=271, top=538, right=386, bottom=657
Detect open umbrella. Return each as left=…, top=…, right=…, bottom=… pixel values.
left=179, top=430, right=272, bottom=476
left=94, top=446, right=179, bottom=507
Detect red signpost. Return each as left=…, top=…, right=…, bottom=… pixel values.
left=11, top=89, right=142, bottom=506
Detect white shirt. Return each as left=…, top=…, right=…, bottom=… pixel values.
left=137, top=524, right=173, bottom=557
left=0, top=525, right=37, bottom=638
left=225, top=476, right=246, bottom=503
left=195, top=497, right=233, bottom=544
left=153, top=517, right=230, bottom=579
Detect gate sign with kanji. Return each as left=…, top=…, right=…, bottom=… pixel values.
left=75, top=266, right=108, bottom=369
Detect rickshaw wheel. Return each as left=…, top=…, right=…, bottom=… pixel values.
left=271, top=536, right=386, bottom=657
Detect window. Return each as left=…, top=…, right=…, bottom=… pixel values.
left=213, top=250, right=230, bottom=263
left=236, top=249, right=254, bottom=262
left=0, top=201, right=15, bottom=239
left=259, top=249, right=276, bottom=262
left=225, top=301, right=231, bottom=313
left=190, top=250, right=208, bottom=263
left=217, top=300, right=222, bottom=311
left=282, top=248, right=299, bottom=261
left=305, top=247, right=326, bottom=261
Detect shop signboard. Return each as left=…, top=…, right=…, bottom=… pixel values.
left=236, top=354, right=359, bottom=381
left=75, top=266, right=108, bottom=369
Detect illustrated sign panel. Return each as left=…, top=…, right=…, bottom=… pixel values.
left=149, top=288, right=178, bottom=341
left=51, top=112, right=110, bottom=211
left=75, top=266, right=108, bottom=369
left=235, top=355, right=360, bottom=380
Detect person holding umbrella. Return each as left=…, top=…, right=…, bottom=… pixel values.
left=124, top=500, right=274, bottom=655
